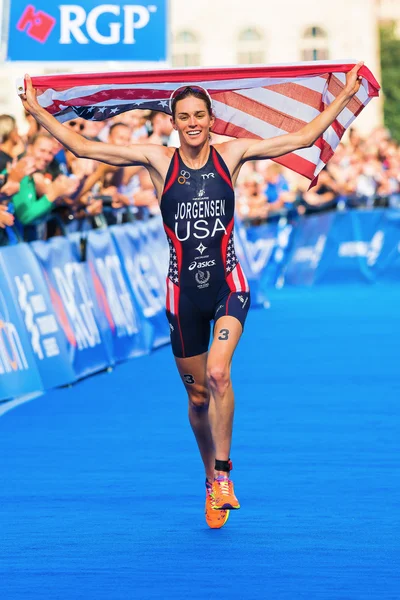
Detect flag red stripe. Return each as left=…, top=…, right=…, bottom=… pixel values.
left=264, top=81, right=325, bottom=111
left=212, top=120, right=259, bottom=139
left=273, top=152, right=317, bottom=180
left=330, top=118, right=346, bottom=140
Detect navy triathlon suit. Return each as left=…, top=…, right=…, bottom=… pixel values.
left=161, top=146, right=250, bottom=358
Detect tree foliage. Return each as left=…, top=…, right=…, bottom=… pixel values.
left=379, top=22, right=400, bottom=142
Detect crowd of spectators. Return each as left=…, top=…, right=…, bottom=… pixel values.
left=1, top=107, right=400, bottom=243
left=236, top=125, right=400, bottom=226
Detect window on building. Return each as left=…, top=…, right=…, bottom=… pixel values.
left=172, top=30, right=201, bottom=67
left=301, top=26, right=329, bottom=61
left=237, top=28, right=265, bottom=65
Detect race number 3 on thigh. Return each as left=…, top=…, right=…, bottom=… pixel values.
left=211, top=316, right=243, bottom=359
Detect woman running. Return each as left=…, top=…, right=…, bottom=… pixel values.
left=19, top=63, right=363, bottom=528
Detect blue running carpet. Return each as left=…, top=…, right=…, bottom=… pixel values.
left=0, top=284, right=399, bottom=600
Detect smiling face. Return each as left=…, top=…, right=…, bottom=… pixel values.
left=172, top=95, right=215, bottom=148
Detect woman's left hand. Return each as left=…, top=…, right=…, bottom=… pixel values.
left=344, top=62, right=364, bottom=98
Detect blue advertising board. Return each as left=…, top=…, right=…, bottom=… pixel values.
left=0, top=249, right=43, bottom=401
left=85, top=228, right=153, bottom=361
left=234, top=219, right=277, bottom=305
left=110, top=223, right=170, bottom=350
left=7, top=0, right=167, bottom=62
left=370, top=210, right=400, bottom=282
left=0, top=243, right=75, bottom=389
left=317, top=211, right=385, bottom=284
left=31, top=236, right=112, bottom=380
left=284, top=213, right=335, bottom=286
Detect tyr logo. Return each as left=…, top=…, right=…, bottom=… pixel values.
left=17, top=5, right=56, bottom=43
left=201, top=173, right=215, bottom=180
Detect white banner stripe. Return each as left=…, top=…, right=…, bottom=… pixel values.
left=294, top=144, right=321, bottom=164
left=213, top=100, right=288, bottom=138
left=322, top=126, right=341, bottom=150
left=237, top=87, right=321, bottom=123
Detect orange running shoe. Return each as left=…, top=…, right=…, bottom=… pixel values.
left=212, top=476, right=240, bottom=510
left=205, top=480, right=230, bottom=528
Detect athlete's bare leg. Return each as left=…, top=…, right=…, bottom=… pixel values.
left=207, top=316, right=243, bottom=477
left=175, top=316, right=242, bottom=480
left=175, top=352, right=215, bottom=482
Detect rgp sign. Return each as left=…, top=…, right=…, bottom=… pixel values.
left=7, top=0, right=167, bottom=61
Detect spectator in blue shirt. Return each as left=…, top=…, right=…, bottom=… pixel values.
left=264, top=163, right=294, bottom=213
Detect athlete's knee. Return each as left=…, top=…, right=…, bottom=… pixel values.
left=188, top=384, right=210, bottom=411
left=207, top=363, right=231, bottom=396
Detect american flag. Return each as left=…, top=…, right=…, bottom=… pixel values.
left=25, top=61, right=379, bottom=183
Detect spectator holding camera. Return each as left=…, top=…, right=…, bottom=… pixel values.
left=11, top=132, right=79, bottom=230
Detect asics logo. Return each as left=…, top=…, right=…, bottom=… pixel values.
left=189, top=259, right=216, bottom=270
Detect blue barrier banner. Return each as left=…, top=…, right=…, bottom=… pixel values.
left=284, top=213, right=335, bottom=286
left=317, top=211, right=385, bottom=284
left=137, top=218, right=169, bottom=289
left=110, top=223, right=170, bottom=349
left=0, top=244, right=75, bottom=389
left=234, top=219, right=277, bottom=305
left=7, top=0, right=167, bottom=62
left=371, top=210, right=400, bottom=282
left=0, top=250, right=43, bottom=400
left=86, top=228, right=153, bottom=361
left=31, top=237, right=112, bottom=379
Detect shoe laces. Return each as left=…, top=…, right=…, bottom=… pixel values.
left=216, top=476, right=231, bottom=496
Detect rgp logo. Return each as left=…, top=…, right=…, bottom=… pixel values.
left=189, top=259, right=216, bottom=271
left=16, top=3, right=158, bottom=45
